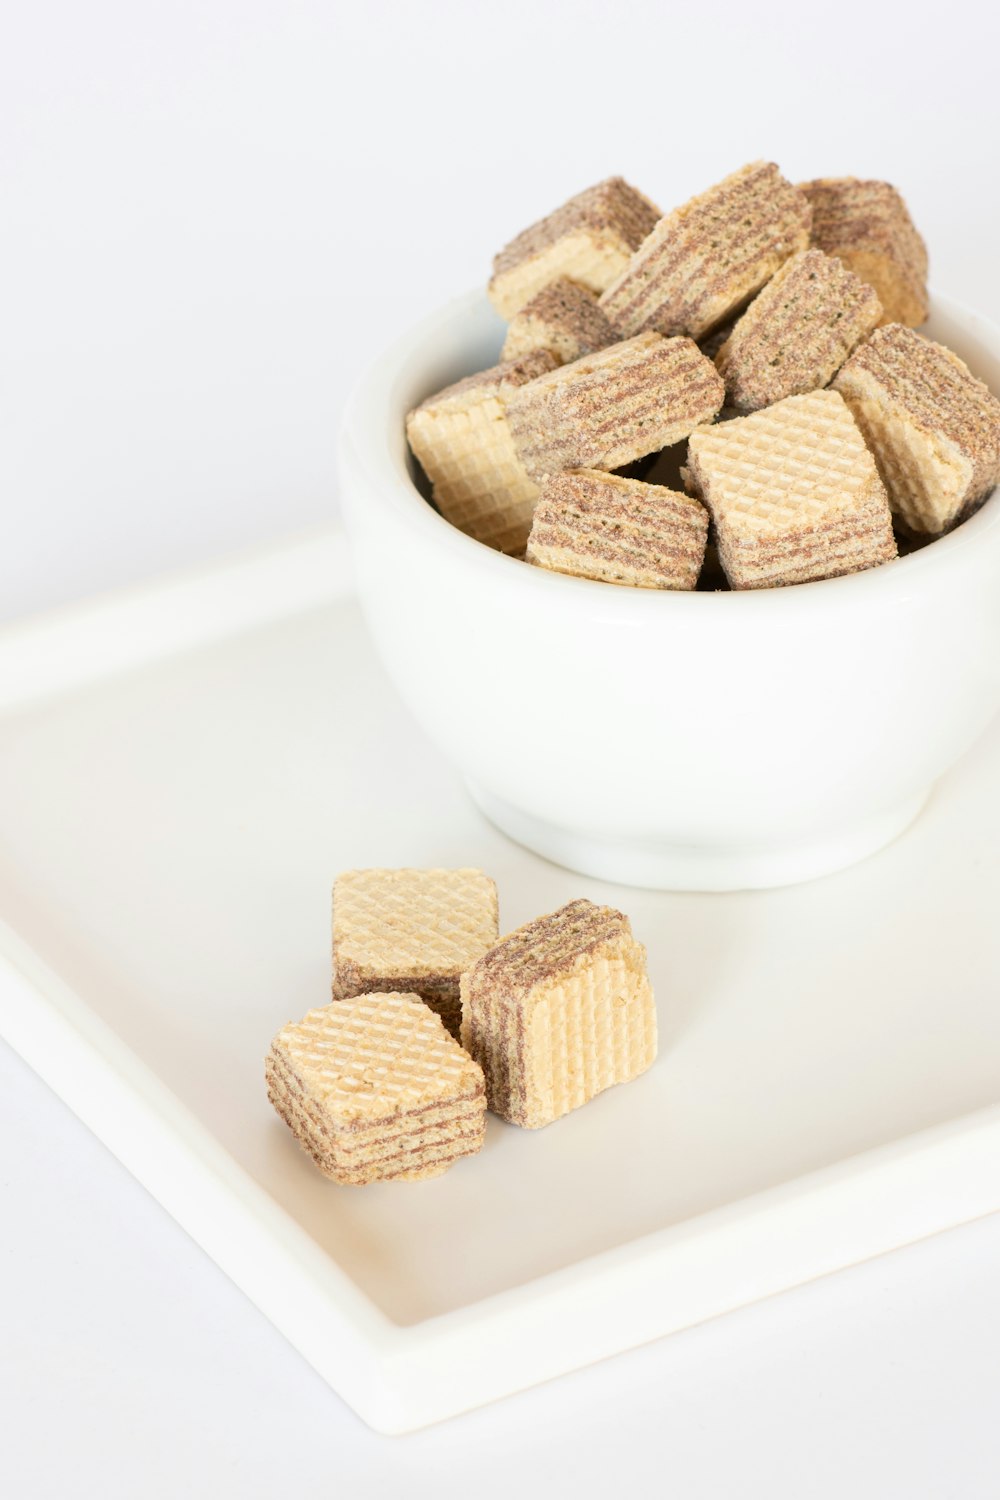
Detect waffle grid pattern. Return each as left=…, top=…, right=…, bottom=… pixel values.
left=267, top=993, right=486, bottom=1184
left=267, top=1049, right=485, bottom=1183
left=838, top=393, right=969, bottom=535
left=461, top=903, right=657, bottom=1129
left=407, top=398, right=541, bottom=553
left=278, top=993, right=483, bottom=1117
left=526, top=949, right=657, bottom=1127
left=687, top=390, right=896, bottom=587
left=333, top=868, right=498, bottom=978
left=834, top=329, right=1000, bottom=535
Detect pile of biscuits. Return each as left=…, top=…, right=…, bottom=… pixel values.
left=266, top=868, right=656, bottom=1184
left=406, top=163, right=1000, bottom=591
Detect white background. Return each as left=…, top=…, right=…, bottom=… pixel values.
left=3, top=1, right=1000, bottom=1494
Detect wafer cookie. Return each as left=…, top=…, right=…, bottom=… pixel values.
left=505, top=333, right=724, bottom=481
left=501, top=277, right=615, bottom=365
left=332, top=868, right=498, bottom=1039
left=406, top=351, right=556, bottom=553
left=715, top=249, right=882, bottom=411
left=460, top=899, right=656, bottom=1129
left=800, top=177, right=928, bottom=327
left=686, top=389, right=897, bottom=589
left=489, top=178, right=661, bottom=319
left=266, top=992, right=486, bottom=1184
left=833, top=324, right=1000, bottom=535
left=526, top=469, right=708, bottom=589
left=599, top=161, right=811, bottom=341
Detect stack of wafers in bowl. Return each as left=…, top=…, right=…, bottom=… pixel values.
left=406, top=163, right=1000, bottom=592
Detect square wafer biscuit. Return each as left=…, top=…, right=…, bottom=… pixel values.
left=599, top=161, right=811, bottom=341
left=488, top=177, right=662, bottom=319
left=800, top=177, right=928, bottom=327
left=833, top=324, right=1000, bottom=535
left=505, top=333, right=724, bottom=482
left=406, top=350, right=557, bottom=554
left=266, top=992, right=486, bottom=1184
left=686, top=389, right=897, bottom=589
left=460, top=899, right=656, bottom=1129
left=526, top=469, right=708, bottom=590
left=715, top=249, right=882, bottom=412
left=332, top=868, right=499, bottom=1039
left=501, top=277, right=616, bottom=365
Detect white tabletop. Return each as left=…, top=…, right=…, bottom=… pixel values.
left=3, top=2, right=999, bottom=1493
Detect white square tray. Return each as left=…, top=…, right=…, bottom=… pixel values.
left=1, top=529, right=998, bottom=1433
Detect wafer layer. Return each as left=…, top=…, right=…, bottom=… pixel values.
left=686, top=389, right=897, bottom=589
left=599, top=161, right=811, bottom=341
left=460, top=899, right=657, bottom=1129
left=526, top=469, right=708, bottom=589
left=505, top=333, right=724, bottom=481
left=833, top=324, right=1000, bottom=534
left=715, top=249, right=882, bottom=411
left=332, top=868, right=499, bottom=1039
left=489, top=177, right=661, bottom=319
left=266, top=993, right=486, bottom=1184
left=501, top=277, right=615, bottom=365
left=800, top=177, right=928, bottom=327
left=406, top=351, right=556, bottom=553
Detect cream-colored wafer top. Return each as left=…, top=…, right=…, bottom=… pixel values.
left=333, top=867, right=499, bottom=980
left=272, top=992, right=485, bottom=1124
left=688, top=389, right=886, bottom=532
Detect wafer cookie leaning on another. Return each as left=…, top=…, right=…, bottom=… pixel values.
left=833, top=324, right=1000, bottom=536
left=800, top=177, right=928, bottom=327
left=501, top=277, right=616, bottom=365
left=461, top=898, right=657, bottom=1129
left=600, top=161, right=812, bottom=341
left=686, top=389, right=897, bottom=589
left=332, top=867, right=499, bottom=1039
left=526, top=470, right=709, bottom=590
left=489, top=177, right=661, bottom=319
left=714, top=249, right=882, bottom=412
left=505, top=333, right=725, bottom=481
left=266, top=993, right=487, bottom=1184
left=406, top=350, right=557, bottom=554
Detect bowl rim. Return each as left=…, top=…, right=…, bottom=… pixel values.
left=340, top=288, right=1000, bottom=613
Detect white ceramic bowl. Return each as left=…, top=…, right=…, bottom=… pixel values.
left=339, top=291, right=1000, bottom=890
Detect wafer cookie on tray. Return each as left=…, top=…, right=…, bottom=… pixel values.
left=489, top=177, right=661, bottom=319
left=599, top=161, right=811, bottom=341
left=332, top=868, right=498, bottom=1039
left=526, top=469, right=708, bottom=589
left=800, top=177, right=928, bottom=327
left=266, top=993, right=487, bottom=1184
left=406, top=350, right=556, bottom=554
left=505, top=333, right=724, bottom=481
left=715, top=248, right=882, bottom=412
left=501, top=277, right=615, bottom=365
left=461, top=899, right=657, bottom=1129
left=686, top=389, right=897, bottom=589
left=834, top=324, right=1000, bottom=536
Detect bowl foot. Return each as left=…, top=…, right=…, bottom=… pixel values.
left=466, top=783, right=931, bottom=892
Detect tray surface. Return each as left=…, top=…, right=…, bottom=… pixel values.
left=1, top=548, right=999, bottom=1425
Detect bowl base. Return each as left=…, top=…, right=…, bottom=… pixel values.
left=466, top=783, right=931, bottom=892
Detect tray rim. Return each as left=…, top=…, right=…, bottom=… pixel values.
left=1, top=528, right=999, bottom=1432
